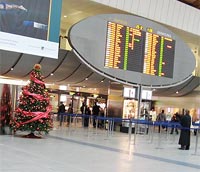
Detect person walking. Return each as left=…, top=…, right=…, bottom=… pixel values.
left=66, top=104, right=73, bottom=126
left=156, top=109, right=167, bottom=133
left=58, top=102, right=66, bottom=126
left=178, top=109, right=191, bottom=150
left=170, top=112, right=180, bottom=134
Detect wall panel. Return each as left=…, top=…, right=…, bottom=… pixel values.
left=130, top=0, right=140, bottom=14
left=137, top=0, right=151, bottom=18
left=159, top=0, right=170, bottom=24
left=91, top=0, right=200, bottom=36
left=123, top=0, right=133, bottom=12
left=177, top=3, right=185, bottom=29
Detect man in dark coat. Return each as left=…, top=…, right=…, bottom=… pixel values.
left=170, top=112, right=180, bottom=134
left=92, top=102, right=100, bottom=128
left=178, top=109, right=191, bottom=150
left=58, top=102, right=65, bottom=126
left=80, top=102, right=91, bottom=127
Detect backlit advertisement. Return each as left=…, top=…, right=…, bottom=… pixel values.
left=0, top=0, right=62, bottom=58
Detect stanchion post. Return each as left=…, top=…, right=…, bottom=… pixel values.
left=82, top=114, right=84, bottom=128
left=74, top=114, right=77, bottom=129
left=150, top=122, right=155, bottom=143
left=87, top=115, right=90, bottom=137
left=106, top=119, right=108, bottom=137
left=156, top=122, right=162, bottom=149
left=194, top=128, right=199, bottom=155
left=166, top=122, right=169, bottom=140
left=107, top=119, right=110, bottom=137
left=96, top=117, right=98, bottom=135
left=111, top=119, right=114, bottom=136
left=128, top=119, right=132, bottom=143
left=133, top=120, right=137, bottom=145
left=171, top=123, right=177, bottom=144
left=148, top=121, right=153, bottom=142
left=108, top=119, right=110, bottom=136
left=109, top=118, right=112, bottom=136
left=145, top=121, right=148, bottom=136
left=147, top=121, right=151, bottom=141
left=70, top=115, right=72, bottom=126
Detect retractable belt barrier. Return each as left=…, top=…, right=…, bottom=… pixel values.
left=57, top=113, right=200, bottom=131
left=57, top=113, right=200, bottom=153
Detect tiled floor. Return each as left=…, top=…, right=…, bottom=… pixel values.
left=0, top=123, right=200, bottom=172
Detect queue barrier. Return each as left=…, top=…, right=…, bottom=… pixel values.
left=57, top=113, right=200, bottom=154
left=57, top=113, right=200, bottom=132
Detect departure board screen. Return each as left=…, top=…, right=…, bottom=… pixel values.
left=105, top=21, right=175, bottom=78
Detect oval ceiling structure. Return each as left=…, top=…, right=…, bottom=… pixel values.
left=69, top=14, right=195, bottom=87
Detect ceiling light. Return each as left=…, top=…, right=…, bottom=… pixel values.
left=59, top=85, right=67, bottom=90
left=176, top=91, right=179, bottom=94
left=85, top=78, right=88, bottom=80
left=101, top=80, right=104, bottom=82
left=50, top=73, right=54, bottom=76
left=64, top=15, right=67, bottom=18
left=0, top=78, right=27, bottom=85
left=10, top=68, right=14, bottom=71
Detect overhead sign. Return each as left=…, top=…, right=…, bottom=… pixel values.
left=142, top=90, right=152, bottom=100
left=69, top=14, right=195, bottom=87
left=123, top=87, right=136, bottom=98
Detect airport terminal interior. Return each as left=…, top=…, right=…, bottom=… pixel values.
left=0, top=0, right=200, bottom=171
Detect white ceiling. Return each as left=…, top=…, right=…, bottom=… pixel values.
left=60, top=0, right=129, bottom=35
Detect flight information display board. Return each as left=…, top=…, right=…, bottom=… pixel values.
left=105, top=21, right=175, bottom=78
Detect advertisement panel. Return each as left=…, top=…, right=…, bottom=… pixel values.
left=0, top=0, right=62, bottom=58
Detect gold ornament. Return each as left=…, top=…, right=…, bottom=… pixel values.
left=33, top=64, right=42, bottom=71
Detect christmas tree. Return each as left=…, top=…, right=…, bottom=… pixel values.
left=10, top=64, right=53, bottom=136
left=0, top=84, right=12, bottom=134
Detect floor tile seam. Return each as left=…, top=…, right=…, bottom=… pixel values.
left=48, top=135, right=200, bottom=170
left=0, top=143, right=89, bottom=172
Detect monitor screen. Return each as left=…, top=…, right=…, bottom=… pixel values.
left=123, top=87, right=136, bottom=98
left=105, top=21, right=175, bottom=78
left=142, top=90, right=152, bottom=100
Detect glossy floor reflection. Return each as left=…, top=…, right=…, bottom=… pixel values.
left=0, top=124, right=200, bottom=172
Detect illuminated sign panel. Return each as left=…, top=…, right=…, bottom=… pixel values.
left=123, top=87, right=136, bottom=98
left=105, top=21, right=175, bottom=78
left=142, top=90, right=152, bottom=100
left=0, top=0, right=62, bottom=59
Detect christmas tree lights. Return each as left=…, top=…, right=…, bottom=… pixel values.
left=10, top=64, right=53, bottom=136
